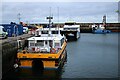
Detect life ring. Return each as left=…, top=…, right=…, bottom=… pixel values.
left=50, top=48, right=56, bottom=53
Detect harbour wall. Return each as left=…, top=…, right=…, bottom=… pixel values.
left=31, top=23, right=120, bottom=33
left=1, top=34, right=33, bottom=79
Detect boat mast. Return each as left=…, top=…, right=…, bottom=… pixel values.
left=46, top=7, right=53, bottom=35
left=57, top=7, right=60, bottom=35
left=46, top=7, right=53, bottom=29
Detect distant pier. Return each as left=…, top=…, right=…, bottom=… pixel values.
left=31, top=23, right=120, bottom=33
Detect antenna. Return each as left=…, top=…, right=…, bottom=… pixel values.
left=58, top=7, right=59, bottom=25
left=46, top=7, right=53, bottom=35
left=57, top=7, right=60, bottom=34
left=50, top=7, right=51, bottom=16
left=46, top=7, right=53, bottom=28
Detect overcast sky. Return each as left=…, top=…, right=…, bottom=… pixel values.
left=2, top=1, right=119, bottom=24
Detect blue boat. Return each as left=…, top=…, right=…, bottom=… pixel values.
left=92, top=24, right=111, bottom=34
left=93, top=29, right=111, bottom=34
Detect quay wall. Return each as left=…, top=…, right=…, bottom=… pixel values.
left=1, top=34, right=33, bottom=79
left=2, top=41, right=18, bottom=77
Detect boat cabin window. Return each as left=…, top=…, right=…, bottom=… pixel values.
left=41, top=31, right=49, bottom=34
left=52, top=31, right=58, bottom=34
left=36, top=40, right=44, bottom=46
left=29, top=41, right=36, bottom=47
left=30, top=43, right=35, bottom=46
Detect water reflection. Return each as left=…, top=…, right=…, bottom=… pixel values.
left=3, top=67, right=65, bottom=80
left=2, top=58, right=67, bottom=80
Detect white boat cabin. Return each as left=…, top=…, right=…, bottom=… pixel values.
left=26, top=28, right=66, bottom=53
left=35, top=28, right=63, bottom=37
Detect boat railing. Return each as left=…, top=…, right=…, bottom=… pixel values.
left=23, top=45, right=61, bottom=54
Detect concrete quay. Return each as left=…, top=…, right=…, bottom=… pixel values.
left=1, top=34, right=33, bottom=79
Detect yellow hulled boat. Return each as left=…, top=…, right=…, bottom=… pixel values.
left=16, top=27, right=67, bottom=69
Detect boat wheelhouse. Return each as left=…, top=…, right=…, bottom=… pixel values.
left=17, top=27, right=67, bottom=69
left=35, top=27, right=63, bottom=37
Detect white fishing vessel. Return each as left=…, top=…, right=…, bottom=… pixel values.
left=62, top=21, right=80, bottom=40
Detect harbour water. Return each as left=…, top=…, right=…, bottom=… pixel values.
left=2, top=33, right=119, bottom=80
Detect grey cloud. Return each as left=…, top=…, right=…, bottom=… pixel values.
left=2, top=2, right=118, bottom=23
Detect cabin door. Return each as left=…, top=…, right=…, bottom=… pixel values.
left=44, top=41, right=49, bottom=47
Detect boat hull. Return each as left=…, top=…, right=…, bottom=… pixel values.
left=18, top=50, right=67, bottom=69
left=93, top=29, right=111, bottom=34
left=17, top=42, right=67, bottom=69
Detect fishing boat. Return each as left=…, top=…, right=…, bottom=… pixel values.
left=16, top=17, right=67, bottom=69
left=92, top=24, right=111, bottom=34
left=62, top=21, right=80, bottom=40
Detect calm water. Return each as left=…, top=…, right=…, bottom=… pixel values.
left=2, top=33, right=119, bottom=80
